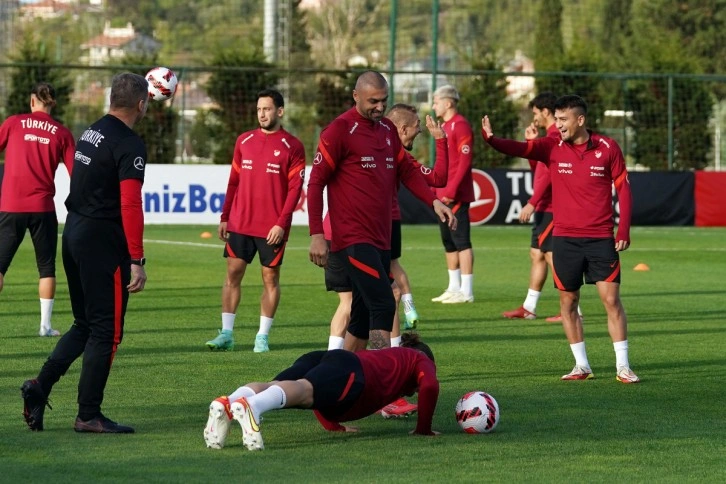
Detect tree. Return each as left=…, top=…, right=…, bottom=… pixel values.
left=532, top=0, right=564, bottom=95
left=6, top=34, right=73, bottom=123
left=457, top=57, right=520, bottom=168
left=204, top=48, right=279, bottom=164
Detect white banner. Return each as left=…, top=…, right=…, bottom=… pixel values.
left=54, top=164, right=316, bottom=225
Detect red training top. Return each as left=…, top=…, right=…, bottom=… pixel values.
left=435, top=113, right=474, bottom=203
left=308, top=108, right=436, bottom=251
left=0, top=111, right=75, bottom=212
left=221, top=128, right=305, bottom=240
left=528, top=123, right=561, bottom=213
left=485, top=131, right=632, bottom=242
left=392, top=138, right=449, bottom=221
left=315, top=346, right=439, bottom=435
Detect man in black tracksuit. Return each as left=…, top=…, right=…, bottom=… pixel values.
left=21, top=72, right=150, bottom=433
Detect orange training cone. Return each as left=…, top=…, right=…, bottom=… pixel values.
left=200, top=231, right=212, bottom=239
left=633, top=263, right=650, bottom=271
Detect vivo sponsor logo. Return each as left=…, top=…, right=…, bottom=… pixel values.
left=361, top=163, right=376, bottom=168
left=144, top=184, right=225, bottom=214
left=558, top=169, right=573, bottom=174
left=74, top=151, right=92, bottom=165
left=558, top=162, right=572, bottom=168
left=241, top=159, right=253, bottom=170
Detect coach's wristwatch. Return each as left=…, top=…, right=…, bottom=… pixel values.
left=130, top=257, right=146, bottom=266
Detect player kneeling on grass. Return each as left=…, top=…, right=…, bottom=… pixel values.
left=204, top=332, right=440, bottom=450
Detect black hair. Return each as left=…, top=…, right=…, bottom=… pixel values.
left=400, top=332, right=435, bottom=363
left=528, top=91, right=558, bottom=112
left=258, top=88, right=285, bottom=109
left=554, top=94, right=588, bottom=117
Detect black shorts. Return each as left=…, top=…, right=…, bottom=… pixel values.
left=391, top=219, right=402, bottom=260
left=439, top=202, right=472, bottom=252
left=552, top=236, right=621, bottom=291
left=342, top=244, right=395, bottom=339
left=0, top=211, right=58, bottom=277
left=531, top=211, right=554, bottom=253
left=325, top=243, right=352, bottom=292
left=273, top=350, right=364, bottom=417
left=224, top=232, right=286, bottom=267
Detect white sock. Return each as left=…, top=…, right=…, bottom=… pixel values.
left=447, top=269, right=461, bottom=292
left=570, top=341, right=590, bottom=369
left=461, top=274, right=473, bottom=298
left=40, top=298, right=54, bottom=330
left=390, top=336, right=401, bottom=347
left=614, top=340, right=629, bottom=369
left=577, top=305, right=583, bottom=317
left=246, top=385, right=286, bottom=423
left=221, top=313, right=236, bottom=332
left=258, top=316, right=274, bottom=335
left=401, top=293, right=414, bottom=311
left=328, top=336, right=345, bottom=350
left=228, top=385, right=256, bottom=404
left=522, top=289, right=540, bottom=313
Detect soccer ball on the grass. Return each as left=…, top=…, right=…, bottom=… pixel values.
left=146, top=66, right=178, bottom=101
left=455, top=391, right=500, bottom=434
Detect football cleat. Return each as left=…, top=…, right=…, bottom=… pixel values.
left=403, top=304, right=419, bottom=330
left=253, top=334, right=269, bottom=353
left=561, top=365, right=594, bottom=381
left=502, top=306, right=536, bottom=320
left=231, top=398, right=264, bottom=451
left=545, top=314, right=563, bottom=323
left=21, top=379, right=51, bottom=431
left=441, top=292, right=474, bottom=304
left=616, top=366, right=641, bottom=384
left=39, top=327, right=61, bottom=337
left=381, top=398, right=418, bottom=419
left=74, top=414, right=134, bottom=433
left=431, top=290, right=457, bottom=302
left=206, top=329, right=234, bottom=351
left=204, top=396, right=232, bottom=449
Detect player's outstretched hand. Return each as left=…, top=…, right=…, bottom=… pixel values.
left=524, top=122, right=539, bottom=141
left=425, top=115, right=446, bottom=139
left=128, top=264, right=146, bottom=293
left=433, top=200, right=457, bottom=231
left=481, top=115, right=493, bottom=140
left=309, top=233, right=329, bottom=268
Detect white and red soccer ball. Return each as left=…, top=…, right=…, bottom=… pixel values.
left=146, top=66, right=178, bottom=101
left=455, top=391, right=500, bottom=434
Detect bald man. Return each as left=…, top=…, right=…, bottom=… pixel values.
left=308, top=71, right=456, bottom=351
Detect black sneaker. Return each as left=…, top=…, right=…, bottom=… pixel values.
left=21, top=379, right=51, bottom=431
left=74, top=414, right=135, bottom=434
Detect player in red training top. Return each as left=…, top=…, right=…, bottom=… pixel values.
left=502, top=92, right=584, bottom=323
left=482, top=94, right=639, bottom=384
left=22, top=73, right=149, bottom=434
left=308, top=71, right=455, bottom=352
left=203, top=332, right=440, bottom=450
left=0, top=82, right=75, bottom=337
left=206, top=89, right=305, bottom=354
left=430, top=85, right=476, bottom=304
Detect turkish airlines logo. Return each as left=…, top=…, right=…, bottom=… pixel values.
left=470, top=169, right=499, bottom=225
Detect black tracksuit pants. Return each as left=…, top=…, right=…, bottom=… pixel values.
left=37, top=212, right=130, bottom=420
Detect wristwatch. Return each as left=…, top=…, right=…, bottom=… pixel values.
left=130, top=257, right=146, bottom=266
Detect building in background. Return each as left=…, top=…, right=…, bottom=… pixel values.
left=80, top=21, right=159, bottom=66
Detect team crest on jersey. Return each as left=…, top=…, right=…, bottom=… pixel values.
left=133, top=157, right=145, bottom=170
left=314, top=152, right=323, bottom=165
left=274, top=150, right=280, bottom=156
left=461, top=144, right=471, bottom=154
left=595, top=151, right=602, bottom=158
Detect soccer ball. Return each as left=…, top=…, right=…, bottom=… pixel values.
left=146, top=66, right=178, bottom=101
left=455, top=391, right=500, bottom=434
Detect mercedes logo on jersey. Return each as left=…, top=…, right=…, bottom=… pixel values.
left=133, top=157, right=145, bottom=171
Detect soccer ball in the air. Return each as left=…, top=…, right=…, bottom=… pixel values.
left=455, top=391, right=500, bottom=434
left=146, top=66, right=178, bottom=101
